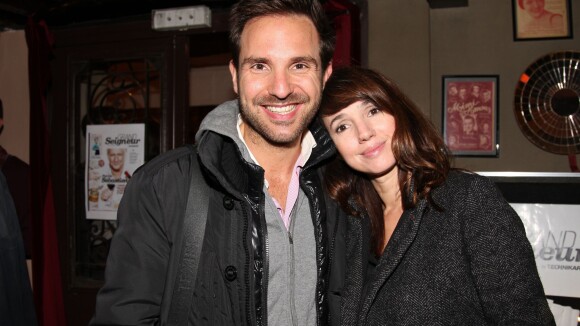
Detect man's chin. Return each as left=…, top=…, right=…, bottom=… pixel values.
left=259, top=126, right=306, bottom=147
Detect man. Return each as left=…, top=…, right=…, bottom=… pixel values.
left=469, top=83, right=481, bottom=101
left=91, top=0, right=346, bottom=325
left=462, top=115, right=476, bottom=136
left=480, top=89, right=492, bottom=107
left=99, top=148, right=127, bottom=207
left=0, top=99, right=32, bottom=262
left=0, top=171, right=37, bottom=325
left=458, top=86, right=468, bottom=102
left=104, top=148, right=127, bottom=180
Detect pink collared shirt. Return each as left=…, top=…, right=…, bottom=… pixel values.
left=237, top=116, right=316, bottom=230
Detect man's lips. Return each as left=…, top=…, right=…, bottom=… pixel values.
left=261, top=103, right=303, bottom=121
left=264, top=104, right=297, bottom=115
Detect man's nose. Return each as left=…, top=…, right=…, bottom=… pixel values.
left=268, top=69, right=293, bottom=99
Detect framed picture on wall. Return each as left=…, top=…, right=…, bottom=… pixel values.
left=512, top=0, right=573, bottom=40
left=442, top=75, right=499, bottom=157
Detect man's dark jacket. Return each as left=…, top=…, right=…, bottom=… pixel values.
left=91, top=101, right=346, bottom=326
left=0, top=171, right=37, bottom=326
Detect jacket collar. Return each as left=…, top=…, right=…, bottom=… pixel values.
left=358, top=198, right=429, bottom=321
left=195, top=101, right=337, bottom=200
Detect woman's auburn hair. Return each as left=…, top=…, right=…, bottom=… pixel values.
left=320, top=66, right=451, bottom=255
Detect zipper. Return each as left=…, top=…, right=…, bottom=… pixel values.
left=300, top=169, right=325, bottom=326
left=260, top=195, right=269, bottom=326
left=288, top=207, right=298, bottom=326
left=327, top=197, right=340, bottom=326
left=241, top=201, right=253, bottom=326
left=288, top=232, right=298, bottom=326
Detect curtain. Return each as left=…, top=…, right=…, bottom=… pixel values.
left=324, top=0, right=361, bottom=67
left=25, top=17, right=67, bottom=326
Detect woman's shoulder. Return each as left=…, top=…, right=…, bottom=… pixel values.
left=445, top=169, right=494, bottom=189
left=434, top=170, right=498, bottom=204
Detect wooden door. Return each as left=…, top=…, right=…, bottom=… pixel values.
left=50, top=15, right=229, bottom=325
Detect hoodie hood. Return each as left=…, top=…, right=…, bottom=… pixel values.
left=194, top=99, right=338, bottom=198
left=195, top=99, right=253, bottom=161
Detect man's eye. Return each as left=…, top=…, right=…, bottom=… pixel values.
left=252, top=63, right=267, bottom=70
left=294, top=63, right=309, bottom=70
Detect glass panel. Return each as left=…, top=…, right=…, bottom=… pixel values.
left=71, top=57, right=162, bottom=286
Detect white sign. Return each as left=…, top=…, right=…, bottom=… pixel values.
left=85, top=124, right=145, bottom=220
left=511, top=203, right=580, bottom=298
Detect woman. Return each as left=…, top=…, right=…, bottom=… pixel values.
left=319, top=67, right=555, bottom=325
left=518, top=0, right=565, bottom=37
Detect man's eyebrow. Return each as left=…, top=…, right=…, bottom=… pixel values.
left=241, top=56, right=269, bottom=66
left=292, top=56, right=319, bottom=67
left=240, top=56, right=319, bottom=67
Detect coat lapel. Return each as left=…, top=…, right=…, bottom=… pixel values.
left=358, top=200, right=428, bottom=323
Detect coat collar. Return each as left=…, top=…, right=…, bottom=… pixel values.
left=358, top=198, right=429, bottom=321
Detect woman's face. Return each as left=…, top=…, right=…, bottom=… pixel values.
left=522, top=0, right=546, bottom=18
left=323, top=101, right=397, bottom=176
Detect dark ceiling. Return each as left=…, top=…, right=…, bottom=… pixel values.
left=0, top=0, right=238, bottom=31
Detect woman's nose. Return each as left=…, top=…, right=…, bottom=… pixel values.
left=357, top=123, right=375, bottom=142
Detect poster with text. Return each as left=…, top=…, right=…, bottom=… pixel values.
left=443, top=75, right=499, bottom=157
left=511, top=203, right=580, bottom=298
left=85, top=124, right=145, bottom=220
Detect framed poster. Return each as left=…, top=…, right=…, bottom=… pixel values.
left=442, top=75, right=499, bottom=157
left=512, top=0, right=572, bottom=41
left=85, top=123, right=145, bottom=220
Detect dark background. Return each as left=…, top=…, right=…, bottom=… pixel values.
left=0, top=0, right=238, bottom=30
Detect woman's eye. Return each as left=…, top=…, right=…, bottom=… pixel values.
left=368, top=108, right=380, bottom=116
left=335, top=124, right=348, bottom=134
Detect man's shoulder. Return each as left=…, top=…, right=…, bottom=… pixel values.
left=134, top=145, right=198, bottom=178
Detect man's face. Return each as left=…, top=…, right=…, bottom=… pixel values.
left=449, top=86, right=458, bottom=96
left=463, top=118, right=474, bottom=133
left=229, top=14, right=332, bottom=146
left=107, top=148, right=126, bottom=173
left=482, top=90, right=491, bottom=102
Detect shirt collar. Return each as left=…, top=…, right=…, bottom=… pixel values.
left=236, top=114, right=317, bottom=186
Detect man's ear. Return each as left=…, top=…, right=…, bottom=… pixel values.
left=229, top=60, right=239, bottom=95
left=322, top=61, right=333, bottom=88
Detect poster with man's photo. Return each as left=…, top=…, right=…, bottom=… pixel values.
left=85, top=124, right=145, bottom=220
left=442, top=75, right=499, bottom=157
